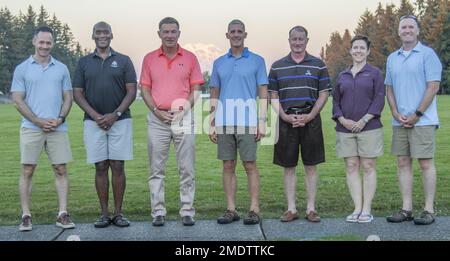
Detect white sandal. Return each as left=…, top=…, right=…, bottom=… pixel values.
left=358, top=213, right=374, bottom=223
left=346, top=212, right=360, bottom=223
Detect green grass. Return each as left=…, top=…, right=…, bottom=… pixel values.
left=1, top=97, right=449, bottom=225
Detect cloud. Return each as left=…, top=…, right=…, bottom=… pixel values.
left=183, top=43, right=223, bottom=73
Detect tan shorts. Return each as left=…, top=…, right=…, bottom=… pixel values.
left=20, top=127, right=72, bottom=165
left=391, top=126, right=436, bottom=158
left=336, top=128, right=384, bottom=158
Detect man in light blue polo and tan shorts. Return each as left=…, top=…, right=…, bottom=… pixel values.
left=385, top=15, right=442, bottom=225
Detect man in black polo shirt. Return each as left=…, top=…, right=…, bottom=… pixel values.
left=73, top=21, right=137, bottom=228
left=269, top=25, right=331, bottom=223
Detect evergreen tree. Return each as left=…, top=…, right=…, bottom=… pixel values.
left=440, top=11, right=450, bottom=93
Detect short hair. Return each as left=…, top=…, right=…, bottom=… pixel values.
left=289, top=25, right=308, bottom=38
left=159, top=17, right=179, bottom=30
left=350, top=35, right=371, bottom=49
left=34, top=26, right=53, bottom=37
left=228, top=19, right=245, bottom=31
left=92, top=21, right=112, bottom=34
left=399, top=14, right=420, bottom=29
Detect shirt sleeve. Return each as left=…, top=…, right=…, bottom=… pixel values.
left=62, top=65, right=72, bottom=91
left=190, top=54, right=205, bottom=87
left=367, top=68, right=386, bottom=117
left=72, top=59, right=84, bottom=89
left=268, top=65, right=278, bottom=92
left=209, top=59, right=220, bottom=89
left=384, top=56, right=393, bottom=86
left=10, top=65, right=25, bottom=92
left=256, top=57, right=268, bottom=86
left=425, top=49, right=443, bottom=82
left=331, top=74, right=343, bottom=121
left=124, top=56, right=137, bottom=84
left=318, top=61, right=331, bottom=92
left=139, top=54, right=152, bottom=89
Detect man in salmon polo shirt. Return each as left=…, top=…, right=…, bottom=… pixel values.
left=140, top=17, right=205, bottom=227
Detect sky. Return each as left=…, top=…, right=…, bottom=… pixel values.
left=1, top=0, right=404, bottom=74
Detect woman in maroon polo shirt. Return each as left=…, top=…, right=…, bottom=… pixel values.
left=332, top=35, right=385, bottom=223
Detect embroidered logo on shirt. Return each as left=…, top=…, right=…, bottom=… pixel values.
left=305, top=70, right=312, bottom=76
left=111, top=61, right=118, bottom=68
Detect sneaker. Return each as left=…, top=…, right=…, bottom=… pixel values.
left=243, top=211, right=260, bottom=225
left=181, top=216, right=195, bottom=226
left=56, top=213, right=75, bottom=229
left=357, top=213, right=374, bottom=223
left=386, top=209, right=413, bottom=223
left=305, top=211, right=321, bottom=222
left=152, top=215, right=165, bottom=226
left=413, top=210, right=435, bottom=225
left=19, top=215, right=32, bottom=232
left=280, top=210, right=299, bottom=222
left=217, top=210, right=240, bottom=224
left=345, top=212, right=360, bottom=223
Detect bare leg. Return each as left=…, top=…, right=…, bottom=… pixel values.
left=53, top=164, right=69, bottom=213
left=361, top=157, right=377, bottom=214
left=95, top=160, right=110, bottom=217
left=345, top=157, right=362, bottom=213
left=397, top=156, right=413, bottom=211
left=418, top=158, right=436, bottom=213
left=304, top=165, right=318, bottom=213
left=283, top=167, right=297, bottom=213
left=19, top=164, right=36, bottom=216
left=223, top=160, right=237, bottom=211
left=243, top=161, right=260, bottom=213
left=110, top=160, right=126, bottom=216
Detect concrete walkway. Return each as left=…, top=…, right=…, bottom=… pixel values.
left=1, top=217, right=449, bottom=241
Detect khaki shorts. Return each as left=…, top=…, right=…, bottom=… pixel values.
left=391, top=126, right=436, bottom=158
left=217, top=126, right=257, bottom=161
left=20, top=127, right=72, bottom=165
left=336, top=128, right=384, bottom=158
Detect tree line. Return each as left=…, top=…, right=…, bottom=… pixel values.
left=322, top=0, right=449, bottom=93
left=0, top=5, right=87, bottom=95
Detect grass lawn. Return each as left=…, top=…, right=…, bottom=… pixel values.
left=0, top=97, right=449, bottom=225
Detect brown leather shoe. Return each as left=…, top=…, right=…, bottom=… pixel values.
left=280, top=210, right=299, bottom=222
left=305, top=211, right=321, bottom=222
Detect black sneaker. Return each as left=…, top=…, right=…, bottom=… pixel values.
left=413, top=211, right=435, bottom=225
left=386, top=209, right=413, bottom=223
left=243, top=211, right=260, bottom=225
left=217, top=210, right=240, bottom=224
left=152, top=215, right=165, bottom=226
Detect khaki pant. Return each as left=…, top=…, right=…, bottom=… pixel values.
left=391, top=126, right=436, bottom=158
left=147, top=112, right=195, bottom=218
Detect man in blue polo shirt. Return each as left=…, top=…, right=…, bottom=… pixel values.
left=385, top=15, right=442, bottom=225
left=209, top=19, right=268, bottom=225
left=11, top=26, right=75, bottom=231
left=73, top=22, right=137, bottom=228
left=268, top=26, right=331, bottom=223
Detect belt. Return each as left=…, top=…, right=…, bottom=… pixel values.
left=285, top=106, right=312, bottom=115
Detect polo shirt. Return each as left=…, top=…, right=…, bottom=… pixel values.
left=268, top=53, right=331, bottom=111
left=140, top=45, right=204, bottom=110
left=11, top=56, right=72, bottom=132
left=73, top=48, right=137, bottom=121
left=209, top=47, right=268, bottom=127
left=332, top=63, right=385, bottom=133
left=385, top=42, right=442, bottom=126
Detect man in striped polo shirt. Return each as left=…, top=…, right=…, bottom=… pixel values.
left=269, top=25, right=331, bottom=223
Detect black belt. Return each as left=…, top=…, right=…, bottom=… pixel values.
left=285, top=106, right=312, bottom=115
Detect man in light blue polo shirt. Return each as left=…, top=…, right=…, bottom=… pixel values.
left=209, top=19, right=268, bottom=225
left=385, top=15, right=442, bottom=225
left=11, top=26, right=75, bottom=231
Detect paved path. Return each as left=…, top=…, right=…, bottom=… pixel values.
left=1, top=217, right=449, bottom=241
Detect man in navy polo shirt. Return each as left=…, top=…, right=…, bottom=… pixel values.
left=73, top=22, right=137, bottom=228
left=269, top=25, right=331, bottom=223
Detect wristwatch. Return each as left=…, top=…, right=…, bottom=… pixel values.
left=58, top=115, right=66, bottom=123
left=362, top=116, right=369, bottom=124
left=115, top=110, right=122, bottom=118
left=415, top=110, right=424, bottom=117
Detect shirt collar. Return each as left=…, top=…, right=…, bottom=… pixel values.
left=397, top=41, right=423, bottom=55
left=226, top=47, right=250, bottom=58
left=29, top=55, right=56, bottom=65
left=93, top=47, right=116, bottom=58
left=157, top=44, right=184, bottom=57
left=342, top=63, right=371, bottom=75
left=284, top=52, right=313, bottom=64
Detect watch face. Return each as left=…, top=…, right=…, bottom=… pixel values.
left=116, top=111, right=122, bottom=117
